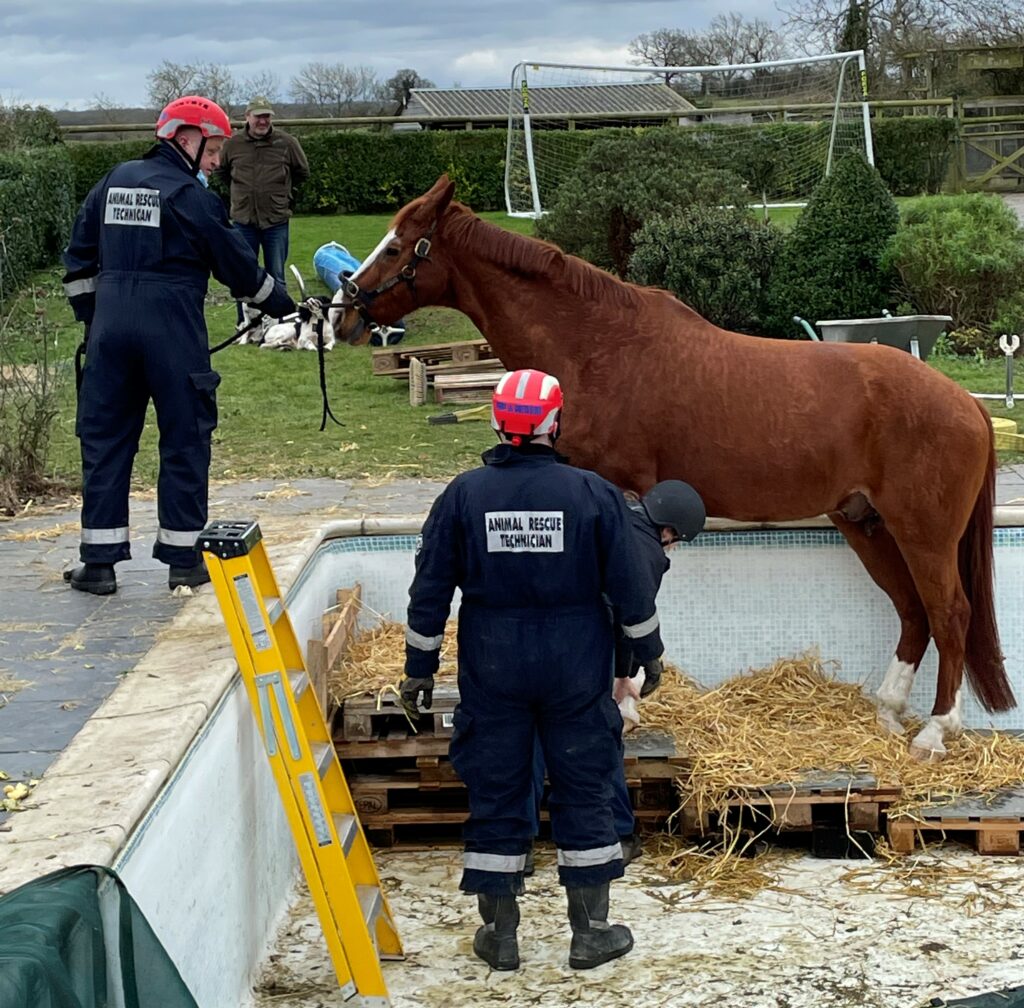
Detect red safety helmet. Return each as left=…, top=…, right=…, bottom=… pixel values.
left=155, top=95, right=231, bottom=140
left=491, top=369, right=563, bottom=442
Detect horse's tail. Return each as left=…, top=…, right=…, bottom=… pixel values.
left=960, top=402, right=1015, bottom=712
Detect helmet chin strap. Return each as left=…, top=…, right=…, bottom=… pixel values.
left=169, top=133, right=207, bottom=177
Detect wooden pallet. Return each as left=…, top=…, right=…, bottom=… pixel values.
left=433, top=371, right=503, bottom=403
left=676, top=772, right=902, bottom=838
left=339, top=684, right=461, bottom=742
left=371, top=338, right=501, bottom=377
left=341, top=728, right=688, bottom=847
left=888, top=788, right=1024, bottom=855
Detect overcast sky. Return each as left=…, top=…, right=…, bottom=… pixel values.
left=0, top=0, right=784, bottom=110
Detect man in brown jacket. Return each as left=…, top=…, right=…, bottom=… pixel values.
left=219, top=96, right=309, bottom=321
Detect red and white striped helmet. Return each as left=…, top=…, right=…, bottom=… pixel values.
left=156, top=95, right=231, bottom=139
left=491, top=369, right=563, bottom=441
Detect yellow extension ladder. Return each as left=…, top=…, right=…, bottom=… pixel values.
left=199, top=520, right=403, bottom=1007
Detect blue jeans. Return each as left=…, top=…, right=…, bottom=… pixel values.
left=233, top=221, right=289, bottom=323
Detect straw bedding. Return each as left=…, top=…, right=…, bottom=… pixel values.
left=327, top=613, right=1024, bottom=895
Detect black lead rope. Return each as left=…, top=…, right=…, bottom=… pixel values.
left=315, top=316, right=343, bottom=431
left=209, top=312, right=265, bottom=354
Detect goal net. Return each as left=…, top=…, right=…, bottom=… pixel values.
left=505, top=52, right=874, bottom=217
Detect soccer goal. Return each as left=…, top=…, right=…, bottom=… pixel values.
left=504, top=51, right=874, bottom=218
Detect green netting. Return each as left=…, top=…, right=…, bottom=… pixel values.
left=937, top=988, right=1024, bottom=1007
left=0, top=864, right=198, bottom=1008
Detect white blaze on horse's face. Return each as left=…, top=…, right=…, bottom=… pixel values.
left=329, top=227, right=398, bottom=330
left=353, top=227, right=397, bottom=282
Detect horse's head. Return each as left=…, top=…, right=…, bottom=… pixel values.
left=330, top=175, right=456, bottom=346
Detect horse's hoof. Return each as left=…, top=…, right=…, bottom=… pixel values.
left=908, top=743, right=946, bottom=763
left=876, top=708, right=906, bottom=736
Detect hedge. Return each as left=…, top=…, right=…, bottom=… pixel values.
left=66, top=138, right=153, bottom=203
left=870, top=116, right=956, bottom=196
left=0, top=148, right=75, bottom=306
left=62, top=117, right=960, bottom=216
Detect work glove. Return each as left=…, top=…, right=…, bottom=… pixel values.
left=399, top=675, right=434, bottom=711
left=639, top=657, right=663, bottom=698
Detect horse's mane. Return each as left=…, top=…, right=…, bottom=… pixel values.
left=437, top=202, right=648, bottom=311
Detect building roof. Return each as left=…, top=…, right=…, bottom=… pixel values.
left=402, top=82, right=696, bottom=120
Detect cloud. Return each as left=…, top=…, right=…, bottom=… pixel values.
left=0, top=0, right=778, bottom=109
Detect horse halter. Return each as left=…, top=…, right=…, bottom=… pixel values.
left=334, top=223, right=436, bottom=328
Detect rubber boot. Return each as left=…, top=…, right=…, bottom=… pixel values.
left=473, top=893, right=520, bottom=970
left=63, top=563, right=116, bottom=596
left=566, top=883, right=633, bottom=970
left=169, top=560, right=210, bottom=590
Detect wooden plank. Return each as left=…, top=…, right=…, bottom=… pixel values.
left=305, top=637, right=328, bottom=717
left=328, top=585, right=361, bottom=665
left=375, top=358, right=504, bottom=380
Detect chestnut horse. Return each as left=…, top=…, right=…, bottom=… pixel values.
left=329, top=175, right=1014, bottom=759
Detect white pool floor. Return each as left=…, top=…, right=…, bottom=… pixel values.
left=245, top=845, right=1024, bottom=1008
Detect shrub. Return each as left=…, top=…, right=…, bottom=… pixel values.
left=66, top=138, right=152, bottom=203
left=0, top=302, right=66, bottom=512
left=765, top=153, right=899, bottom=336
left=882, top=193, right=1024, bottom=331
left=630, top=208, right=784, bottom=333
left=870, top=116, right=956, bottom=196
left=294, top=130, right=507, bottom=214
left=0, top=104, right=62, bottom=150
left=536, top=129, right=751, bottom=276
left=0, top=148, right=75, bottom=306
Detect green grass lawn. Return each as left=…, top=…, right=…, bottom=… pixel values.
left=3, top=207, right=1023, bottom=494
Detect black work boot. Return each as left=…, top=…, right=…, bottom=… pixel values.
left=168, top=560, right=210, bottom=591
left=566, top=883, right=633, bottom=970
left=473, top=893, right=520, bottom=970
left=63, top=564, right=116, bottom=596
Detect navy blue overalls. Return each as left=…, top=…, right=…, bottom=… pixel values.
left=405, top=443, right=664, bottom=896
left=62, top=141, right=287, bottom=567
left=530, top=497, right=673, bottom=838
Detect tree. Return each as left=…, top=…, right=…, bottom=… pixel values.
left=239, top=71, right=281, bottom=106
left=778, top=0, right=1024, bottom=95
left=707, top=13, right=787, bottom=65
left=383, top=69, right=436, bottom=109
left=629, top=17, right=787, bottom=92
left=146, top=61, right=240, bottom=113
left=289, top=62, right=383, bottom=116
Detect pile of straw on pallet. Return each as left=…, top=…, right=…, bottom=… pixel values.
left=327, top=615, right=1024, bottom=895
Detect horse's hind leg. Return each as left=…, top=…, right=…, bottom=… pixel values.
left=886, top=538, right=970, bottom=761
left=830, top=515, right=931, bottom=735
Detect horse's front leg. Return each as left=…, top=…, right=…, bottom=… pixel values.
left=875, top=656, right=917, bottom=736
left=909, top=688, right=964, bottom=762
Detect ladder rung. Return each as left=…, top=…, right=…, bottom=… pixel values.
left=288, top=669, right=309, bottom=700
left=357, top=885, right=382, bottom=931
left=312, top=742, right=334, bottom=778
left=333, top=812, right=358, bottom=856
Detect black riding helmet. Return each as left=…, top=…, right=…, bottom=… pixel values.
left=641, top=480, right=706, bottom=543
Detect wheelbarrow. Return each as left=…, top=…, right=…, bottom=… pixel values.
left=792, top=313, right=953, bottom=362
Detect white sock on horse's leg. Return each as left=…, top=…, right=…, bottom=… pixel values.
left=875, top=657, right=916, bottom=734
left=910, top=688, right=963, bottom=761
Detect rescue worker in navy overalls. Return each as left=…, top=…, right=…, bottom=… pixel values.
left=398, top=369, right=664, bottom=972
left=61, top=96, right=295, bottom=595
left=529, top=479, right=706, bottom=865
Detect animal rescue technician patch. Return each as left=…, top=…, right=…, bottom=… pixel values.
left=104, top=187, right=161, bottom=226
left=485, top=511, right=564, bottom=552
